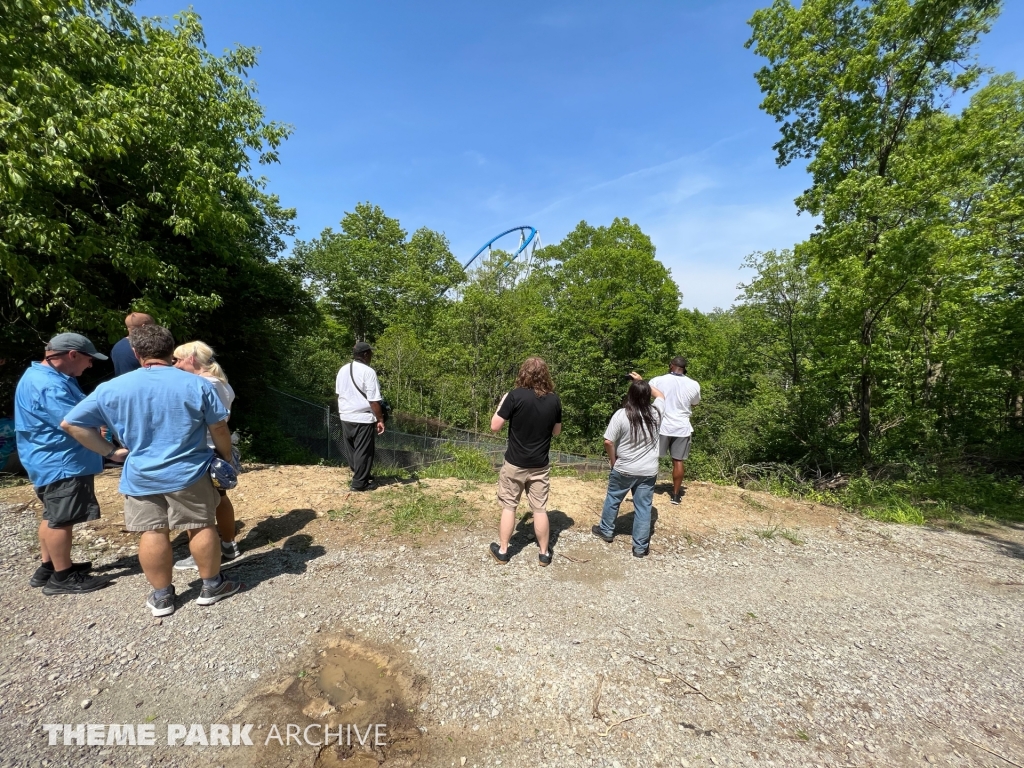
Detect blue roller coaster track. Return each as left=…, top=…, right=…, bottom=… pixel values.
left=462, top=226, right=538, bottom=270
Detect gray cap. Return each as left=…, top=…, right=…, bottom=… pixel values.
left=353, top=341, right=373, bottom=356
left=46, top=333, right=109, bottom=361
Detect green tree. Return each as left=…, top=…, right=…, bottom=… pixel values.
left=291, top=203, right=464, bottom=343
left=747, top=0, right=1000, bottom=464
left=540, top=219, right=683, bottom=443
left=0, top=0, right=311, bottom=435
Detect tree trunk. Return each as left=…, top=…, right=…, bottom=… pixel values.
left=858, top=310, right=873, bottom=465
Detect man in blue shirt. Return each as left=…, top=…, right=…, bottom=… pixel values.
left=110, top=312, right=154, bottom=377
left=63, top=324, right=240, bottom=617
left=14, top=333, right=124, bottom=595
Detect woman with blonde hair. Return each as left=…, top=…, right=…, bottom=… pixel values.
left=488, top=357, right=562, bottom=566
left=171, top=341, right=244, bottom=570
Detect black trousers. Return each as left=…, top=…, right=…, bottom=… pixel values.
left=342, top=421, right=376, bottom=489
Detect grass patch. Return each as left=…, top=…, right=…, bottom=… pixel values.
left=0, top=472, right=27, bottom=489
left=779, top=528, right=804, bottom=545
left=420, top=446, right=497, bottom=482
left=380, top=485, right=473, bottom=534
left=326, top=505, right=357, bottom=522
left=753, top=523, right=803, bottom=544
left=741, top=466, right=1024, bottom=525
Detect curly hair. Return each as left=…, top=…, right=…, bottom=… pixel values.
left=129, top=325, right=175, bottom=361
left=515, top=357, right=555, bottom=397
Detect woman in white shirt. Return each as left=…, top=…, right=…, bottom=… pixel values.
left=592, top=372, right=665, bottom=558
left=171, top=341, right=243, bottom=570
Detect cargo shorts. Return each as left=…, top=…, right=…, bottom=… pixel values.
left=123, top=475, right=219, bottom=532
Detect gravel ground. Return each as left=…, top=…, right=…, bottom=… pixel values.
left=0, top=467, right=1022, bottom=768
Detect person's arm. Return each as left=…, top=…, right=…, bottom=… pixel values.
left=370, top=401, right=385, bottom=435
left=631, top=371, right=664, bottom=400
left=552, top=423, right=562, bottom=437
left=362, top=368, right=386, bottom=434
left=208, top=420, right=234, bottom=463
left=61, top=423, right=128, bottom=463
left=604, top=438, right=616, bottom=466
left=491, top=392, right=509, bottom=432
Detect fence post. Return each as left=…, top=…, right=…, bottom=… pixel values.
left=325, top=408, right=330, bottom=460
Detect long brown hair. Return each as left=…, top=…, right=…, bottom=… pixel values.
left=515, top=357, right=555, bottom=397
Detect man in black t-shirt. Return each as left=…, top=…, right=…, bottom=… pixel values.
left=489, top=357, right=562, bottom=566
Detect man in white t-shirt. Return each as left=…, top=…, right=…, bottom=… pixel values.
left=335, top=341, right=385, bottom=491
left=649, top=356, right=701, bottom=505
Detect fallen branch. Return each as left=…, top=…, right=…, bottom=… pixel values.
left=596, top=713, right=648, bottom=738
left=924, top=717, right=1024, bottom=768
left=627, top=653, right=714, bottom=702
left=560, top=552, right=591, bottom=564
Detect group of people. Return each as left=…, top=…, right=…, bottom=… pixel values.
left=14, top=314, right=244, bottom=616
left=484, top=355, right=701, bottom=564
left=15, top=327, right=697, bottom=616
left=331, top=347, right=702, bottom=563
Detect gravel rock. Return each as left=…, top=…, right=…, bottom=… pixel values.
left=1, top=470, right=1023, bottom=768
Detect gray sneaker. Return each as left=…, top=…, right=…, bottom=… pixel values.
left=173, top=554, right=197, bottom=570
left=219, top=541, right=246, bottom=570
left=196, top=577, right=240, bottom=606
left=146, top=587, right=176, bottom=617
left=174, top=545, right=245, bottom=572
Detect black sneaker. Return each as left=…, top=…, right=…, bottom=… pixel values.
left=146, top=586, right=176, bottom=617
left=670, top=493, right=682, bottom=505
left=633, top=546, right=650, bottom=558
left=196, top=577, right=241, bottom=606
left=591, top=525, right=614, bottom=543
left=41, top=570, right=107, bottom=595
left=488, top=542, right=510, bottom=564
left=538, top=550, right=552, bottom=567
left=29, top=561, right=92, bottom=588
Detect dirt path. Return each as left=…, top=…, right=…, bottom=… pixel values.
left=1, top=465, right=1022, bottom=767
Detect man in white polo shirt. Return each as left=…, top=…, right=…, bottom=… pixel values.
left=335, top=341, right=385, bottom=491
left=649, top=356, right=701, bottom=505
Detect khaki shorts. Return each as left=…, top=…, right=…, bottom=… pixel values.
left=496, top=461, right=550, bottom=514
left=124, top=475, right=219, bottom=532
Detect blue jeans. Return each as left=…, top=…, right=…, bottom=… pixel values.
left=598, top=469, right=656, bottom=554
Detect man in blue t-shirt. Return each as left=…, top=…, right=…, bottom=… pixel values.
left=14, top=333, right=124, bottom=595
left=62, top=324, right=240, bottom=617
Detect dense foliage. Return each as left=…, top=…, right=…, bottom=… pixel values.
left=0, top=0, right=314, bottom=442
left=2, top=0, right=1021, bottom=517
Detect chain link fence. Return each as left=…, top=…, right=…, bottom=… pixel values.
left=268, top=387, right=607, bottom=473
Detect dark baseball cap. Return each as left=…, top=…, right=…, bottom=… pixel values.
left=46, top=333, right=109, bottom=360
left=353, top=341, right=373, bottom=355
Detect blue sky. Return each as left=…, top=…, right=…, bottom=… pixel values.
left=137, top=0, right=1024, bottom=310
